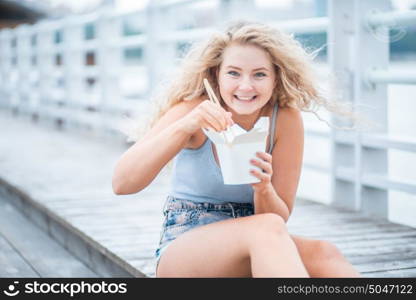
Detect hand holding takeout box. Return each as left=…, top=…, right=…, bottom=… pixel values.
left=203, top=117, right=269, bottom=185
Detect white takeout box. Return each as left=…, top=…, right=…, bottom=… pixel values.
left=203, top=117, right=270, bottom=185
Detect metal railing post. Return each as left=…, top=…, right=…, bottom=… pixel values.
left=97, top=10, right=122, bottom=113
left=27, top=24, right=40, bottom=119
left=329, top=0, right=356, bottom=212
left=1, top=29, right=13, bottom=109
left=329, top=0, right=390, bottom=218
left=62, top=18, right=81, bottom=113
left=355, top=0, right=390, bottom=218
left=37, top=22, right=53, bottom=120
left=146, top=0, right=176, bottom=94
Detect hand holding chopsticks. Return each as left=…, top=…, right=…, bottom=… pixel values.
left=202, top=78, right=234, bottom=145
left=203, top=78, right=236, bottom=144
left=203, top=78, right=234, bottom=128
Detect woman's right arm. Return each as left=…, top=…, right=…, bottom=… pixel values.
left=112, top=100, right=233, bottom=195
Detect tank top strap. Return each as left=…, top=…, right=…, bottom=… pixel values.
left=267, top=102, right=279, bottom=154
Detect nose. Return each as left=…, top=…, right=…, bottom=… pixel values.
left=238, top=76, right=255, bottom=92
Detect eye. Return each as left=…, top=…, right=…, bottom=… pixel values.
left=227, top=70, right=239, bottom=77
left=254, top=72, right=267, bottom=78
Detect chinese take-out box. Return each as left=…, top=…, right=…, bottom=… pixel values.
left=203, top=117, right=269, bottom=185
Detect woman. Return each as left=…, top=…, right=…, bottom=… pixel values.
left=112, top=21, right=360, bottom=278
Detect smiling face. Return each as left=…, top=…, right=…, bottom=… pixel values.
left=218, top=43, right=276, bottom=122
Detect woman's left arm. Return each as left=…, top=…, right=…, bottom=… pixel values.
left=250, top=107, right=304, bottom=221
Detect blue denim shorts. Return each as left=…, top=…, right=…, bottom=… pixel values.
left=155, top=195, right=254, bottom=269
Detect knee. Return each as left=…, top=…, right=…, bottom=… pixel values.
left=251, top=213, right=288, bottom=236
left=313, top=240, right=343, bottom=262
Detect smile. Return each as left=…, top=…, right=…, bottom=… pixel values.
left=234, top=95, right=257, bottom=102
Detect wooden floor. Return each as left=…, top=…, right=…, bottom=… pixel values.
left=0, top=110, right=415, bottom=278
left=287, top=199, right=416, bottom=277
left=41, top=185, right=416, bottom=278
left=0, top=196, right=97, bottom=277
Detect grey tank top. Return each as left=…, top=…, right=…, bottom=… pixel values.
left=169, top=103, right=279, bottom=204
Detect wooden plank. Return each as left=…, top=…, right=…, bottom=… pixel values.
left=98, top=234, right=159, bottom=245
left=130, top=259, right=157, bottom=277
left=356, top=258, right=416, bottom=273
left=290, top=208, right=380, bottom=220
left=96, top=228, right=160, bottom=238
left=83, top=228, right=161, bottom=240
left=116, top=252, right=157, bottom=262
left=350, top=250, right=416, bottom=265
left=289, top=222, right=411, bottom=238
left=288, top=215, right=382, bottom=227
left=106, top=241, right=159, bottom=253
left=53, top=194, right=416, bottom=278
left=334, top=235, right=416, bottom=248
left=0, top=200, right=98, bottom=277
left=0, top=235, right=39, bottom=278
left=44, top=193, right=166, bottom=207
left=84, top=229, right=160, bottom=240
left=69, top=216, right=164, bottom=228
left=342, top=242, right=416, bottom=257
left=99, top=239, right=159, bottom=250
left=308, top=230, right=416, bottom=243
left=97, top=237, right=160, bottom=248
left=289, top=221, right=404, bottom=234
left=114, top=244, right=157, bottom=256
left=363, top=267, right=416, bottom=277
left=87, top=224, right=162, bottom=233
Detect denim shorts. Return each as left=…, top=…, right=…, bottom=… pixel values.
left=155, top=195, right=254, bottom=270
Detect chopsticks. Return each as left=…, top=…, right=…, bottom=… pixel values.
left=203, top=78, right=230, bottom=144
left=203, top=78, right=221, bottom=106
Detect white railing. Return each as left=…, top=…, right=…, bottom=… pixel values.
left=367, top=9, right=416, bottom=27
left=367, top=69, right=416, bottom=84
left=0, top=0, right=415, bottom=224
left=327, top=0, right=416, bottom=221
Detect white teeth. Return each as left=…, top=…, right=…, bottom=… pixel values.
left=235, top=95, right=256, bottom=101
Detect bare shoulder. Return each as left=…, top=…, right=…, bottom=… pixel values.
left=277, top=106, right=303, bottom=124
left=275, top=106, right=304, bottom=142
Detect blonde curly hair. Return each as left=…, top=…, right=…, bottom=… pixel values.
left=123, top=21, right=364, bottom=142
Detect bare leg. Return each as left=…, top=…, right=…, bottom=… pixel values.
left=291, top=235, right=360, bottom=277
left=157, top=213, right=309, bottom=278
